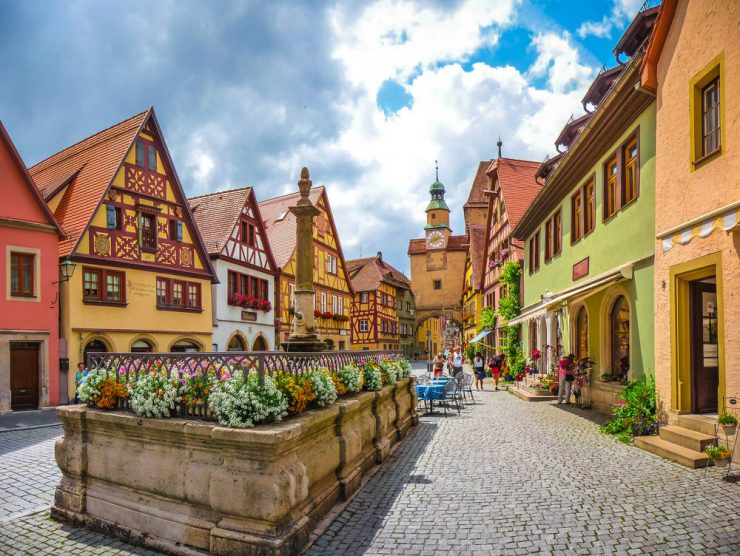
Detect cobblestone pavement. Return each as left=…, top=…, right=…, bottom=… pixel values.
left=1, top=392, right=739, bottom=555
left=0, top=426, right=61, bottom=520
left=308, top=390, right=740, bottom=555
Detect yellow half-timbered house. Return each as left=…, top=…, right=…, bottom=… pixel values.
left=461, top=224, right=485, bottom=344
left=30, top=109, right=216, bottom=397
left=259, top=186, right=353, bottom=350
left=347, top=252, right=411, bottom=351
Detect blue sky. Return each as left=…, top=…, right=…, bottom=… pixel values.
left=0, top=0, right=645, bottom=273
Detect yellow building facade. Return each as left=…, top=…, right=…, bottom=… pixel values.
left=260, top=187, right=353, bottom=350
left=30, top=109, right=216, bottom=396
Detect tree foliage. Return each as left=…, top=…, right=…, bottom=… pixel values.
left=497, top=261, right=525, bottom=379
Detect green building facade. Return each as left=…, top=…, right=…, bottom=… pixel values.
left=512, top=54, right=656, bottom=412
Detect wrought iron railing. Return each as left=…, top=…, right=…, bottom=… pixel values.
left=86, top=349, right=403, bottom=418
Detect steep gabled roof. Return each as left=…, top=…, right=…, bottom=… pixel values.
left=30, top=111, right=148, bottom=256
left=486, top=157, right=542, bottom=232
left=259, top=185, right=354, bottom=293
left=189, top=187, right=252, bottom=254
left=464, top=161, right=492, bottom=207
left=29, top=109, right=217, bottom=281
left=347, top=254, right=411, bottom=293
left=0, top=121, right=64, bottom=237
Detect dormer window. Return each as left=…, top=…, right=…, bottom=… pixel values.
left=148, top=144, right=157, bottom=171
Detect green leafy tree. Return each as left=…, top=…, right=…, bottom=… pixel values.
left=497, top=262, right=525, bottom=379
left=478, top=307, right=497, bottom=332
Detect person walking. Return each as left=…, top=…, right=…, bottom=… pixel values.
left=451, top=347, right=463, bottom=379
left=473, top=352, right=486, bottom=390
left=73, top=362, right=87, bottom=404
left=432, top=353, right=445, bottom=378
left=488, top=352, right=503, bottom=391
left=558, top=354, right=575, bottom=404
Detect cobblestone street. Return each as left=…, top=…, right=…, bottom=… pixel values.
left=1, top=390, right=739, bottom=555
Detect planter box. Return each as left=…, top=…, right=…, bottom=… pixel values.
left=52, top=378, right=417, bottom=555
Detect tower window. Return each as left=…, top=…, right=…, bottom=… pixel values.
left=433, top=280, right=442, bottom=290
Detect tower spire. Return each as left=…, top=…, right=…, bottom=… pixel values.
left=497, top=137, right=503, bottom=159
left=435, top=159, right=439, bottom=182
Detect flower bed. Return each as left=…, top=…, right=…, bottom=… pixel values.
left=77, top=355, right=410, bottom=429
left=53, top=369, right=418, bottom=555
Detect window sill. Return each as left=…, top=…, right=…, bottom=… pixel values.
left=83, top=299, right=128, bottom=307
left=10, top=293, right=36, bottom=299
left=157, top=305, right=203, bottom=313
left=141, top=246, right=158, bottom=254
left=693, top=148, right=722, bottom=169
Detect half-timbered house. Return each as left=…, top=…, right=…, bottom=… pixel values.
left=189, top=187, right=277, bottom=351
left=347, top=252, right=412, bottom=351
left=30, top=109, right=217, bottom=397
left=480, top=157, right=541, bottom=350
left=259, top=186, right=353, bottom=350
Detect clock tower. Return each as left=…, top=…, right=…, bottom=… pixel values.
left=425, top=161, right=451, bottom=249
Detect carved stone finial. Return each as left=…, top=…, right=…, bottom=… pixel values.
left=298, top=166, right=312, bottom=199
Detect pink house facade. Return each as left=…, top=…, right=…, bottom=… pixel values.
left=0, top=122, right=64, bottom=413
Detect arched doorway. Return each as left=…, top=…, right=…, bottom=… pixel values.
left=131, top=339, right=154, bottom=353
left=252, top=336, right=268, bottom=352
left=575, top=306, right=588, bottom=360
left=170, top=340, right=200, bottom=353
left=610, top=296, right=630, bottom=379
left=228, top=334, right=246, bottom=352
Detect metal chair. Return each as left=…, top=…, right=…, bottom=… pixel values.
left=443, top=379, right=461, bottom=416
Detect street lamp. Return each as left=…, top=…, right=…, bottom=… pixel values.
left=426, top=328, right=432, bottom=373
left=58, top=259, right=77, bottom=282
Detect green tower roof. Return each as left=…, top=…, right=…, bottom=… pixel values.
left=425, top=198, right=450, bottom=211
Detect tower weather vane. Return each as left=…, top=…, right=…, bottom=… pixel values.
left=435, top=159, right=439, bottom=181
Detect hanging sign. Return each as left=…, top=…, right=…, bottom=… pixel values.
left=572, top=257, right=589, bottom=281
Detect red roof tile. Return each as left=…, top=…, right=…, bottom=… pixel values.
left=29, top=111, right=148, bottom=257
left=188, top=187, right=252, bottom=254
left=486, top=158, right=541, bottom=233
left=347, top=254, right=410, bottom=292
left=464, top=161, right=492, bottom=207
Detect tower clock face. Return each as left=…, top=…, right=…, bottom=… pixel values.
left=426, top=230, right=445, bottom=249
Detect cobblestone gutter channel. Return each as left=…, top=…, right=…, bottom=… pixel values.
left=51, top=377, right=418, bottom=555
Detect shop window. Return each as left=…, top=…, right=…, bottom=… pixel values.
left=227, top=335, right=246, bottom=351
left=10, top=252, right=34, bottom=297
left=171, top=340, right=199, bottom=353
left=131, top=339, right=154, bottom=353
left=610, top=296, right=630, bottom=378
left=575, top=306, right=588, bottom=360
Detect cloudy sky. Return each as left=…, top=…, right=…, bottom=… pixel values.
left=1, top=0, right=645, bottom=272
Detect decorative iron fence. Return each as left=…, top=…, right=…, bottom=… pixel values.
left=86, top=350, right=403, bottom=418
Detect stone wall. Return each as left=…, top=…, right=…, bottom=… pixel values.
left=52, top=377, right=418, bottom=556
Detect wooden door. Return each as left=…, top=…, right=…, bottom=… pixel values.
left=690, top=281, right=719, bottom=414
left=10, top=342, right=39, bottom=410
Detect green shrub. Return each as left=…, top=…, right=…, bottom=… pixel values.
left=600, top=375, right=656, bottom=442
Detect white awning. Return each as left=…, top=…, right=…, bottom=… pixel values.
left=468, top=329, right=492, bottom=344
left=507, top=301, right=547, bottom=327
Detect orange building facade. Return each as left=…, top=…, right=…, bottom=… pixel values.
left=644, top=0, right=740, bottom=420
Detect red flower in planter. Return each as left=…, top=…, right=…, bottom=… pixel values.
left=322, top=311, right=333, bottom=319
left=230, top=293, right=243, bottom=306
left=532, top=349, right=541, bottom=360
left=314, top=310, right=322, bottom=318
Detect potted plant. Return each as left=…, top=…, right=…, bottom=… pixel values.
left=718, top=413, right=738, bottom=436
left=705, top=444, right=732, bottom=467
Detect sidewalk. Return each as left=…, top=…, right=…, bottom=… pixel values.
left=0, top=408, right=61, bottom=432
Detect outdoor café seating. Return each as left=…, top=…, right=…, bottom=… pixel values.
left=416, top=376, right=461, bottom=416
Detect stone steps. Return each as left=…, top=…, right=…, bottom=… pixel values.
left=634, top=435, right=710, bottom=469
left=677, top=414, right=717, bottom=436
left=659, top=425, right=716, bottom=452
left=509, top=388, right=557, bottom=402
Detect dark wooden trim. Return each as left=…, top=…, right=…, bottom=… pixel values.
left=72, top=254, right=213, bottom=281
left=156, top=305, right=204, bottom=314
left=83, top=299, right=128, bottom=308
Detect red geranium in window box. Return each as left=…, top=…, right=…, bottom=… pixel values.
left=314, top=310, right=322, bottom=318
left=322, top=311, right=333, bottom=319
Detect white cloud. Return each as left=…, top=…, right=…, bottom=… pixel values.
left=577, top=0, right=645, bottom=39
left=529, top=32, right=594, bottom=93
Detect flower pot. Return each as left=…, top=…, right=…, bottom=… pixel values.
left=721, top=424, right=737, bottom=437
left=713, top=457, right=730, bottom=467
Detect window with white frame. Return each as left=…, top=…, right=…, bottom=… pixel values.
left=320, top=291, right=327, bottom=312
left=359, top=319, right=368, bottom=332
left=326, top=254, right=337, bottom=274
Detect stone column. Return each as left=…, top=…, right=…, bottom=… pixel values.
left=283, top=167, right=327, bottom=352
